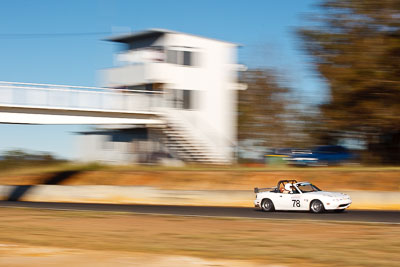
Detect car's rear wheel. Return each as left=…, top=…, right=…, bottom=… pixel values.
left=310, top=200, right=324, bottom=213
left=261, top=199, right=275, bottom=212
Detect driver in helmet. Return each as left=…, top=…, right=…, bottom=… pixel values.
left=283, top=183, right=293, bottom=194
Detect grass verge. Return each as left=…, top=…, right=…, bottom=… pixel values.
left=1, top=163, right=399, bottom=191
left=0, top=207, right=399, bottom=266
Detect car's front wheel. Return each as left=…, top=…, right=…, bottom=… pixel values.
left=310, top=200, right=325, bottom=213
left=261, top=199, right=275, bottom=212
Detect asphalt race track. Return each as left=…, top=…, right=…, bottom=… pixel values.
left=0, top=201, right=399, bottom=224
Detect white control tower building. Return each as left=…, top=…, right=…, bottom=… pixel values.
left=79, top=29, right=245, bottom=164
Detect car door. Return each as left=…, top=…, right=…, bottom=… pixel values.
left=274, top=193, right=294, bottom=210
left=289, top=193, right=303, bottom=210
left=291, top=187, right=309, bottom=211
left=277, top=191, right=307, bottom=211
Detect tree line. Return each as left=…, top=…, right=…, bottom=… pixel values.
left=0, top=150, right=64, bottom=170
left=238, top=0, right=400, bottom=164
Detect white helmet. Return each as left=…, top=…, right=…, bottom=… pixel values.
left=285, top=183, right=293, bottom=192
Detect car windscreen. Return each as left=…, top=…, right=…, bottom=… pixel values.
left=297, top=183, right=321, bottom=193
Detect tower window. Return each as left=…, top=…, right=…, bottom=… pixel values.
left=166, top=50, right=195, bottom=66
left=167, top=50, right=178, bottom=64
left=183, top=51, right=192, bottom=66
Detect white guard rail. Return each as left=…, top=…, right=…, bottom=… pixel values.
left=0, top=81, right=165, bottom=113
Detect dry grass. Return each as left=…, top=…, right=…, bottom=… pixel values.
left=1, top=164, right=399, bottom=192
left=0, top=207, right=399, bottom=266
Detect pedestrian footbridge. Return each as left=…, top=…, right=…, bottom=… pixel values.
left=0, top=81, right=229, bottom=164
left=0, top=81, right=164, bottom=125
left=0, top=81, right=230, bottom=164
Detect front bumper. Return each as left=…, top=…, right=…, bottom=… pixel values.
left=254, top=199, right=261, bottom=208
left=324, top=200, right=352, bottom=210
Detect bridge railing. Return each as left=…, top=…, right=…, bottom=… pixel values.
left=0, top=81, right=165, bottom=113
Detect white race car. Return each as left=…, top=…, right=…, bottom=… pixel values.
left=254, top=180, right=351, bottom=213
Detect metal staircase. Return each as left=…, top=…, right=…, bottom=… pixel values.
left=159, top=111, right=230, bottom=165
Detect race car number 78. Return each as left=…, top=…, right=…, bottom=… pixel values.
left=292, top=200, right=300, bottom=207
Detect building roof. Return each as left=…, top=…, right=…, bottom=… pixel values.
left=105, top=28, right=240, bottom=46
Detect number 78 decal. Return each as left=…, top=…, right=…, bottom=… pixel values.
left=292, top=200, right=301, bottom=207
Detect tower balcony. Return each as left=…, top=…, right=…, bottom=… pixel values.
left=102, top=62, right=171, bottom=88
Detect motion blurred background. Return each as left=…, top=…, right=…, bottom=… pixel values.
left=0, top=2, right=399, bottom=267
left=0, top=0, right=398, bottom=167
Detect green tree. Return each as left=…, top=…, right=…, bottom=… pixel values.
left=298, top=0, right=400, bottom=164
left=0, top=149, right=62, bottom=170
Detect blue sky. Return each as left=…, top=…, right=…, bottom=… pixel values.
left=0, top=0, right=323, bottom=159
